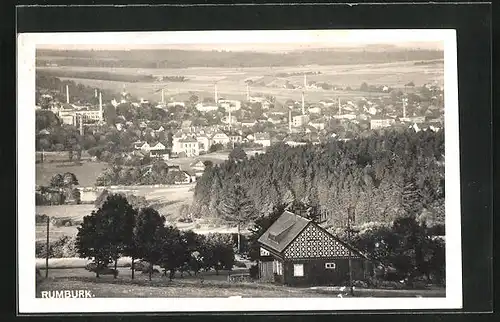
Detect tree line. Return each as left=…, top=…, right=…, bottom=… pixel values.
left=76, top=194, right=235, bottom=280
left=95, top=162, right=188, bottom=186
left=191, top=128, right=445, bottom=229
left=36, top=48, right=443, bottom=68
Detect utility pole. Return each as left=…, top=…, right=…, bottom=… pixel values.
left=347, top=206, right=354, bottom=296
left=45, top=215, right=50, bottom=278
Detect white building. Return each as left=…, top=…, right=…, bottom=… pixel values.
left=149, top=142, right=170, bottom=160
left=210, top=132, right=230, bottom=146
left=370, top=118, right=396, bottom=130
left=195, top=103, right=218, bottom=112
left=218, top=99, right=241, bottom=111
left=196, top=135, right=211, bottom=152
left=241, top=120, right=258, bottom=127
left=178, top=138, right=200, bottom=157
left=254, top=132, right=271, bottom=147
left=308, top=120, right=326, bottom=131
left=292, top=115, right=310, bottom=128
left=167, top=101, right=186, bottom=108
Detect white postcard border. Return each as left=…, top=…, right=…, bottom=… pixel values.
left=17, top=29, right=461, bottom=313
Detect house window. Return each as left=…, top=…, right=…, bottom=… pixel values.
left=325, top=262, right=336, bottom=270
left=273, top=260, right=283, bottom=275
left=293, top=264, right=304, bottom=277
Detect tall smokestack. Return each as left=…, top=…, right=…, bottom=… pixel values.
left=338, top=97, right=342, bottom=115
left=214, top=83, right=218, bottom=103
left=301, top=92, right=305, bottom=115
left=94, top=89, right=97, bottom=98
left=99, top=92, right=103, bottom=122
left=161, top=88, right=165, bottom=104
left=289, top=108, right=292, bottom=133
left=403, top=98, right=407, bottom=119
left=79, top=115, right=83, bottom=136
left=246, top=83, right=250, bottom=101
left=66, top=85, right=69, bottom=104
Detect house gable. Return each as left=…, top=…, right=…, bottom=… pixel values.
left=283, top=223, right=362, bottom=260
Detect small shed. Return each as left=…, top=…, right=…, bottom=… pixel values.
left=257, top=211, right=372, bottom=287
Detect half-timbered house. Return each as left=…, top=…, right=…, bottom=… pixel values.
left=257, top=211, right=372, bottom=287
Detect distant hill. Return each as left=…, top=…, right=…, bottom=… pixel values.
left=36, top=48, right=443, bottom=69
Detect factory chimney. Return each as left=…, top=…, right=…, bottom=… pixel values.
left=161, top=88, right=165, bottom=104
left=338, top=97, right=342, bottom=115
left=403, top=98, right=407, bottom=119
left=301, top=92, right=305, bottom=115
left=94, top=88, right=98, bottom=98
left=66, top=85, right=69, bottom=104
left=214, top=83, right=218, bottom=103
left=228, top=105, right=232, bottom=131
left=99, top=92, right=103, bottom=122
left=288, top=108, right=292, bottom=133
left=79, top=114, right=83, bottom=136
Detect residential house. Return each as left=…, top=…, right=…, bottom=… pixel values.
left=258, top=211, right=372, bottom=286
left=241, top=119, right=258, bottom=127
left=254, top=132, right=271, bottom=147
left=267, top=117, right=283, bottom=125
left=195, top=103, right=219, bottom=113
left=196, top=134, right=211, bottom=152
left=308, top=106, right=322, bottom=114
left=292, top=115, right=310, bottom=128
left=167, top=102, right=186, bottom=108
left=210, top=132, right=230, bottom=146
left=149, top=142, right=170, bottom=160
left=228, top=132, right=243, bottom=144
left=370, top=118, right=396, bottom=130
left=308, top=119, right=326, bottom=131
left=178, top=138, right=200, bottom=157
left=190, top=160, right=206, bottom=177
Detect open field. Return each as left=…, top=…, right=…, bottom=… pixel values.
left=36, top=268, right=445, bottom=298
left=37, top=60, right=443, bottom=103
left=34, top=183, right=248, bottom=242
left=36, top=161, right=108, bottom=187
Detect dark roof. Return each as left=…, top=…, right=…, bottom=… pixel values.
left=258, top=211, right=311, bottom=253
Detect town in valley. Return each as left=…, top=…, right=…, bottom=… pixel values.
left=34, top=42, right=446, bottom=299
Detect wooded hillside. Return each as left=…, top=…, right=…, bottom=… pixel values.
left=191, top=129, right=445, bottom=228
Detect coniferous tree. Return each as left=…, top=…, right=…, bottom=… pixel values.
left=217, top=176, right=257, bottom=253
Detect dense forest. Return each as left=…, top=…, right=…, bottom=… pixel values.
left=36, top=48, right=444, bottom=69
left=191, top=128, right=445, bottom=229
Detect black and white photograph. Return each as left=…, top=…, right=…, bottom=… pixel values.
left=17, top=29, right=461, bottom=313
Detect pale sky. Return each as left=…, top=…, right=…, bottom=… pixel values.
left=35, top=30, right=446, bottom=52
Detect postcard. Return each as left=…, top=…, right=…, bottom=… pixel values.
left=17, top=29, right=461, bottom=313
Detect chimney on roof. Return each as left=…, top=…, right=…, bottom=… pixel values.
left=66, top=85, right=69, bottom=104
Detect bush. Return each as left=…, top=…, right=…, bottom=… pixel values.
left=233, top=261, right=247, bottom=268
left=367, top=277, right=406, bottom=290
left=249, top=264, right=259, bottom=279
left=352, top=280, right=369, bottom=288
